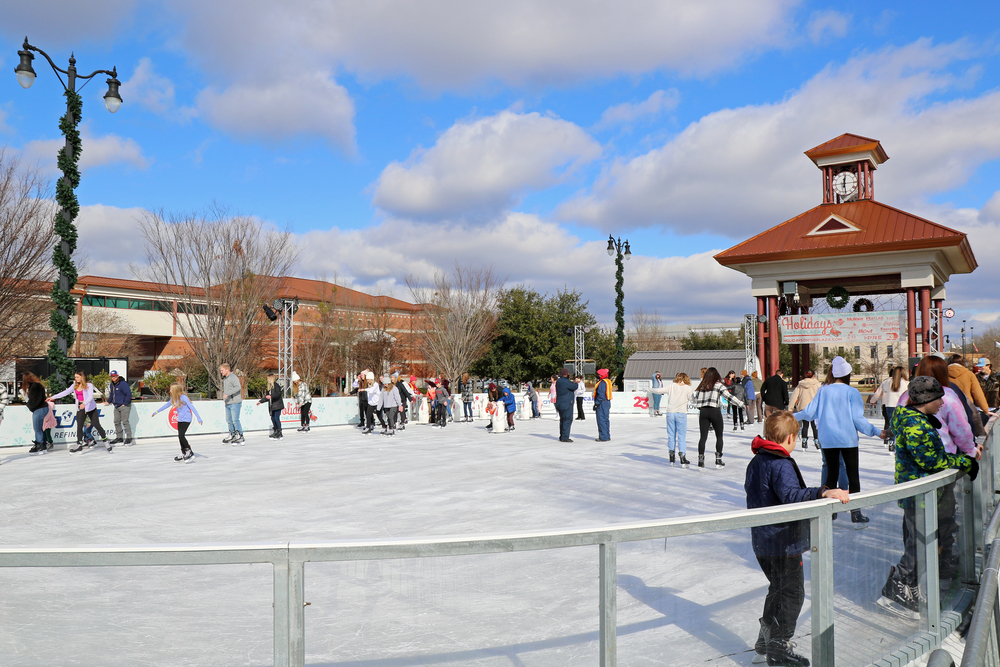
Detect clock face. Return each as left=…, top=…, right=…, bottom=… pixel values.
left=832, top=171, right=858, bottom=196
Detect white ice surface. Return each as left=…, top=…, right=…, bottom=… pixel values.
left=0, top=413, right=926, bottom=666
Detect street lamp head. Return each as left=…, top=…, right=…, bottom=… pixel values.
left=15, top=42, right=36, bottom=89
left=103, top=70, right=122, bottom=113
left=606, top=236, right=615, bottom=257
left=624, top=240, right=631, bottom=260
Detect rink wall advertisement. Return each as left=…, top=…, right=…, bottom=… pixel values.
left=1, top=392, right=668, bottom=448
left=778, top=310, right=906, bottom=344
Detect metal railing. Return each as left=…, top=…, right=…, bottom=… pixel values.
left=1, top=421, right=997, bottom=666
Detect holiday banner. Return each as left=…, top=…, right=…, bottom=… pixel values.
left=779, top=310, right=906, bottom=345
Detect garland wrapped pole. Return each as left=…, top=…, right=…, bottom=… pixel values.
left=15, top=38, right=122, bottom=388
left=607, top=235, right=631, bottom=389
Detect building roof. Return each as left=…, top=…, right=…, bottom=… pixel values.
left=75, top=275, right=200, bottom=296
left=625, top=350, right=747, bottom=381
left=805, top=133, right=889, bottom=163
left=714, top=199, right=977, bottom=272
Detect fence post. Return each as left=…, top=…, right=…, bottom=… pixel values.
left=961, top=476, right=977, bottom=584
left=809, top=511, right=835, bottom=666
left=599, top=541, right=617, bottom=667
left=922, top=489, right=941, bottom=638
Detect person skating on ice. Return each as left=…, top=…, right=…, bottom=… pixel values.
left=49, top=371, right=112, bottom=453
left=650, top=372, right=694, bottom=465
left=691, top=367, right=744, bottom=468
left=293, top=372, right=311, bottom=432
left=220, top=364, right=245, bottom=445
left=593, top=369, right=614, bottom=442
left=258, top=373, right=285, bottom=439
left=151, top=382, right=203, bottom=462
left=104, top=370, right=134, bottom=445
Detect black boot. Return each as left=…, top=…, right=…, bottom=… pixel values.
left=669, top=450, right=675, bottom=464
left=679, top=454, right=691, bottom=467
left=851, top=509, right=869, bottom=529
left=715, top=454, right=725, bottom=468
left=753, top=619, right=772, bottom=663
left=697, top=455, right=705, bottom=468
left=766, top=638, right=809, bottom=666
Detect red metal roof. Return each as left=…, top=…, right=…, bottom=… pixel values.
left=714, top=199, right=977, bottom=270
left=804, top=133, right=889, bottom=163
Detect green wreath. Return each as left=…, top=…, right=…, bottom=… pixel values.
left=825, top=286, right=850, bottom=309
left=853, top=298, right=875, bottom=313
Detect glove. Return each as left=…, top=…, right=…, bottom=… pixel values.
left=965, top=457, right=980, bottom=482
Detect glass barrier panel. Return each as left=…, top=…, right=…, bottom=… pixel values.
left=0, top=564, right=273, bottom=666
left=616, top=528, right=800, bottom=666
left=305, top=547, right=598, bottom=666
left=831, top=496, right=928, bottom=667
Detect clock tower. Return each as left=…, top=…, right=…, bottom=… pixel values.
left=805, top=133, right=889, bottom=204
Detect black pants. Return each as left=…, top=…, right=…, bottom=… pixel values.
left=821, top=447, right=861, bottom=493
left=177, top=420, right=191, bottom=453
left=756, top=555, right=805, bottom=642
left=358, top=395, right=366, bottom=423
left=732, top=406, right=745, bottom=427
left=558, top=406, right=574, bottom=440
left=698, top=406, right=724, bottom=456
left=576, top=397, right=585, bottom=420
left=77, top=408, right=106, bottom=443
left=800, top=420, right=817, bottom=441
left=300, top=402, right=311, bottom=428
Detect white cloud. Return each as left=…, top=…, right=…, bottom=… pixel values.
left=75, top=204, right=148, bottom=279
left=171, top=0, right=797, bottom=89
left=197, top=73, right=355, bottom=153
left=0, top=1, right=136, bottom=44
left=594, top=89, right=680, bottom=130
left=372, top=111, right=601, bottom=221
left=558, top=39, right=1000, bottom=237
left=123, top=57, right=196, bottom=121
left=22, top=128, right=149, bottom=174
left=807, top=10, right=850, bottom=43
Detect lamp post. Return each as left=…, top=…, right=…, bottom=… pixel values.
left=606, top=235, right=631, bottom=388
left=962, top=320, right=966, bottom=359
left=15, top=37, right=122, bottom=388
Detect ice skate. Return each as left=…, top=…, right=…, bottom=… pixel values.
left=184, top=450, right=195, bottom=461
left=715, top=455, right=725, bottom=469
left=46, top=441, right=54, bottom=451
left=850, top=509, right=869, bottom=529
left=110, top=437, right=123, bottom=444
left=752, top=619, right=772, bottom=663
left=766, top=639, right=809, bottom=666
left=232, top=434, right=245, bottom=445
left=679, top=454, right=691, bottom=467
left=877, top=567, right=921, bottom=620
left=69, top=441, right=84, bottom=453
left=123, top=438, right=133, bottom=446
left=697, top=454, right=705, bottom=468
left=28, top=442, right=45, bottom=455
left=669, top=450, right=675, bottom=464
left=223, top=433, right=236, bottom=444
left=104, top=440, right=113, bottom=452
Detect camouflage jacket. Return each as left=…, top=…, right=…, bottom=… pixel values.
left=891, top=405, right=974, bottom=508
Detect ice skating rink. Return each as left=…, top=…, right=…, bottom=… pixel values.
left=0, top=413, right=912, bottom=666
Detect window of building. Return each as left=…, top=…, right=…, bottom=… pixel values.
left=854, top=346, right=861, bottom=358
left=871, top=345, right=877, bottom=359
left=823, top=347, right=829, bottom=356
left=154, top=300, right=173, bottom=312
left=82, top=295, right=104, bottom=307
left=887, top=345, right=894, bottom=358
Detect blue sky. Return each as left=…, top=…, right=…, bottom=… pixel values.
left=3, top=1, right=1000, bottom=336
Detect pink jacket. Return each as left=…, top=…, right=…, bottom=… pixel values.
left=42, top=403, right=58, bottom=431
left=899, top=386, right=975, bottom=456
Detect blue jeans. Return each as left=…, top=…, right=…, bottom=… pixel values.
left=32, top=407, right=47, bottom=442
left=464, top=401, right=473, bottom=418
left=270, top=410, right=281, bottom=434
left=225, top=402, right=243, bottom=434
left=652, top=393, right=662, bottom=411
left=596, top=401, right=611, bottom=440
left=666, top=412, right=686, bottom=453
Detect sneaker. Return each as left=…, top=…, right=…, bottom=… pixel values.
left=69, top=441, right=85, bottom=453
left=669, top=451, right=676, bottom=464
left=766, top=639, right=809, bottom=666
left=851, top=509, right=869, bottom=529
left=698, top=455, right=705, bottom=468
left=716, top=455, right=725, bottom=469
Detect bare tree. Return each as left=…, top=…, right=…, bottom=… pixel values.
left=350, top=293, right=405, bottom=377
left=628, top=307, right=678, bottom=351
left=295, top=275, right=367, bottom=394
left=405, top=264, right=503, bottom=381
left=0, top=149, right=58, bottom=365
left=134, top=207, right=299, bottom=393
left=76, top=308, right=144, bottom=360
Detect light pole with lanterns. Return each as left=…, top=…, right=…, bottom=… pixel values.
left=607, top=235, right=631, bottom=388
left=15, top=37, right=122, bottom=388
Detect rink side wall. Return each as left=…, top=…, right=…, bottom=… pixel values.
left=1, top=392, right=670, bottom=447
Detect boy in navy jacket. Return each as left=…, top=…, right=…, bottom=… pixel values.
left=745, top=411, right=849, bottom=666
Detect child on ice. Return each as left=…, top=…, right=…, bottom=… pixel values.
left=745, top=410, right=850, bottom=666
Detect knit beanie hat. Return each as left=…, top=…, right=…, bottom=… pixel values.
left=908, top=376, right=945, bottom=406
left=831, top=356, right=852, bottom=378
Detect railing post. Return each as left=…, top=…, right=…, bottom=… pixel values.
left=922, top=489, right=941, bottom=638
left=274, top=558, right=290, bottom=667
left=599, top=541, right=617, bottom=667
left=809, top=510, right=835, bottom=666
left=274, top=555, right=306, bottom=667
left=961, top=476, right=977, bottom=584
